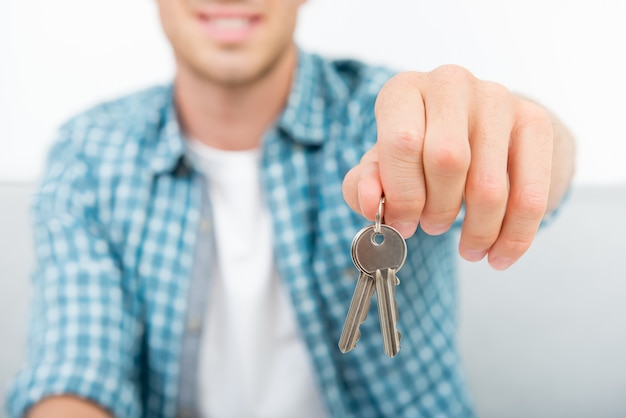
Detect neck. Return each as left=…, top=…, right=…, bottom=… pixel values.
left=174, top=46, right=297, bottom=151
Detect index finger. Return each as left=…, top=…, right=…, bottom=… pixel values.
left=374, top=72, right=426, bottom=233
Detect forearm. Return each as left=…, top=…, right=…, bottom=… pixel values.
left=7, top=136, right=141, bottom=418
left=27, top=395, right=112, bottom=418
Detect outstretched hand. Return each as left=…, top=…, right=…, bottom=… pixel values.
left=343, top=65, right=555, bottom=270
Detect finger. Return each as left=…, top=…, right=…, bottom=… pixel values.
left=342, top=148, right=383, bottom=221
left=459, top=82, right=515, bottom=261
left=374, top=72, right=426, bottom=236
left=420, top=67, right=473, bottom=235
left=488, top=100, right=553, bottom=270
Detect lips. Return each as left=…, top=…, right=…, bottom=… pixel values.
left=196, top=9, right=262, bottom=44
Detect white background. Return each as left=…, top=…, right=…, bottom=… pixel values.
left=1, top=0, right=625, bottom=185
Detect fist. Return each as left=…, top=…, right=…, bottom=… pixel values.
left=343, top=65, right=554, bottom=270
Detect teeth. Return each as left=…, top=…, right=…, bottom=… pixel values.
left=212, top=18, right=249, bottom=30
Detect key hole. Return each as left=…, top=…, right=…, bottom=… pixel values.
left=372, top=233, right=385, bottom=246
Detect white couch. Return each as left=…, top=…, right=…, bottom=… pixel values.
left=1, top=183, right=625, bottom=417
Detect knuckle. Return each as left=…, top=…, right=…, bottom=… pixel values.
left=388, top=128, right=425, bottom=156
left=423, top=206, right=460, bottom=225
left=375, top=72, right=422, bottom=112
left=516, top=101, right=553, bottom=133
left=359, top=146, right=378, bottom=164
left=461, top=219, right=501, bottom=249
left=465, top=230, right=498, bottom=249
left=497, top=235, right=533, bottom=256
left=467, top=174, right=508, bottom=209
left=513, top=186, right=549, bottom=219
left=389, top=71, right=422, bottom=86
left=387, top=189, right=426, bottom=221
left=432, top=64, right=475, bottom=84
left=531, top=109, right=552, bottom=132
left=426, top=142, right=471, bottom=174
left=481, top=81, right=512, bottom=103
left=480, top=82, right=516, bottom=117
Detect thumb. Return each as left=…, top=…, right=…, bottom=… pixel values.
left=342, top=148, right=383, bottom=221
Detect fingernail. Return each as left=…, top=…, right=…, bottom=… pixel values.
left=390, top=222, right=418, bottom=238
left=490, top=257, right=514, bottom=270
left=421, top=223, right=450, bottom=236
left=461, top=249, right=487, bottom=262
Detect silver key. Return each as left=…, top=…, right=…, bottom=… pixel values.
left=375, top=268, right=401, bottom=357
left=338, top=270, right=375, bottom=353
left=339, top=197, right=407, bottom=357
left=355, top=223, right=405, bottom=357
left=351, top=224, right=407, bottom=277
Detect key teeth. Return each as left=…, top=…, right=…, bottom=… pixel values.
left=374, top=268, right=402, bottom=358
left=338, top=272, right=375, bottom=353
left=388, top=268, right=400, bottom=286
left=339, top=328, right=361, bottom=353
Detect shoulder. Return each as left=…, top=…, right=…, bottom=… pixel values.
left=38, top=86, right=172, bottom=203
left=306, top=51, right=397, bottom=108
left=55, top=85, right=171, bottom=159
left=65, top=85, right=170, bottom=130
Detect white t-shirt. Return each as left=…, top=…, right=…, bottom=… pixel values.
left=185, top=139, right=327, bottom=418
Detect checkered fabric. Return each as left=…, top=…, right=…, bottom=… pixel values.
left=6, top=50, right=475, bottom=417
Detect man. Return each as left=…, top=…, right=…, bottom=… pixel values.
left=7, top=0, right=575, bottom=417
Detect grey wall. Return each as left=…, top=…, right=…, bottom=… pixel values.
left=0, top=184, right=33, bottom=418
left=457, top=186, right=626, bottom=417
left=1, top=184, right=625, bottom=417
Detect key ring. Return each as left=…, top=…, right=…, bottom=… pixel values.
left=375, top=196, right=385, bottom=233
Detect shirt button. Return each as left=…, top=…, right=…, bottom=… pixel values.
left=179, top=408, right=192, bottom=418
left=187, top=319, right=201, bottom=332
left=200, top=218, right=212, bottom=233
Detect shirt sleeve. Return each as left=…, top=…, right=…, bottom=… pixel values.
left=5, top=133, right=142, bottom=418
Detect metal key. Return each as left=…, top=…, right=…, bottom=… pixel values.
left=356, top=223, right=405, bottom=358
left=375, top=268, right=401, bottom=357
left=337, top=270, right=375, bottom=353
left=339, top=197, right=407, bottom=357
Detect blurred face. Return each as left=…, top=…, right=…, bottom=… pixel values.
left=157, top=0, right=306, bottom=87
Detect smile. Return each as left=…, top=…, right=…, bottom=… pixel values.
left=210, top=17, right=252, bottom=30
left=197, top=11, right=261, bottom=44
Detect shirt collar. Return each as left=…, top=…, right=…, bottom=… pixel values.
left=275, top=49, right=348, bottom=146
left=150, top=86, right=187, bottom=174
left=150, top=49, right=349, bottom=174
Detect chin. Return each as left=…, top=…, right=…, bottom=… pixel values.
left=198, top=62, right=263, bottom=87
left=211, top=70, right=261, bottom=87
left=196, top=47, right=291, bottom=87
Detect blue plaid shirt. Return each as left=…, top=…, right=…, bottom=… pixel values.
left=7, top=51, right=474, bottom=417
